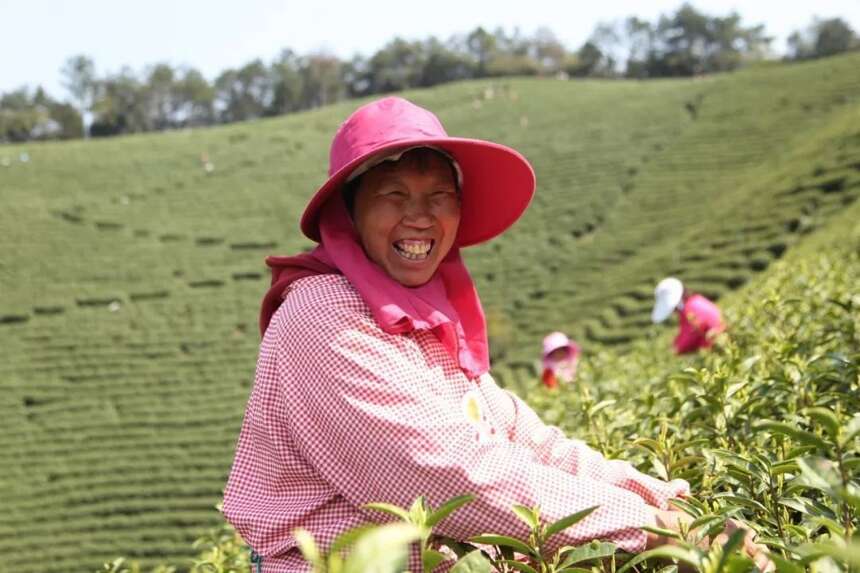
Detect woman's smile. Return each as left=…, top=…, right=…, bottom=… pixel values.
left=392, top=238, right=434, bottom=261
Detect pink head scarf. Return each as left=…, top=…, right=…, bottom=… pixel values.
left=259, top=192, right=489, bottom=380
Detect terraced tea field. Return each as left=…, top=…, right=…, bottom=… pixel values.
left=1, top=52, right=859, bottom=571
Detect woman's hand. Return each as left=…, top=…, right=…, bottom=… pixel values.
left=645, top=506, right=773, bottom=571
left=645, top=507, right=694, bottom=549
left=713, top=518, right=773, bottom=573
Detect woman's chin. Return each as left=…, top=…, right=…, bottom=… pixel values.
left=393, top=271, right=436, bottom=288
left=379, top=247, right=431, bottom=282
left=386, top=260, right=438, bottom=287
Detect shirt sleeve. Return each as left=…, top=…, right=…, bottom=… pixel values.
left=499, top=388, right=690, bottom=509
left=273, top=300, right=655, bottom=553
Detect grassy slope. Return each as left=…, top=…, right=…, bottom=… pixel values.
left=0, top=54, right=858, bottom=571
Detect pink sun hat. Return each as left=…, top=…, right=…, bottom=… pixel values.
left=542, top=331, right=581, bottom=360
left=300, top=96, right=536, bottom=247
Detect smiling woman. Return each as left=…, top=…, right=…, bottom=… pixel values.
left=221, top=97, right=733, bottom=573
left=349, top=147, right=462, bottom=286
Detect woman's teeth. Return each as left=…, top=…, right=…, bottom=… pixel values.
left=394, top=239, right=433, bottom=260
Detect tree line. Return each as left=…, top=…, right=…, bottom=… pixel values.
left=1, top=4, right=857, bottom=143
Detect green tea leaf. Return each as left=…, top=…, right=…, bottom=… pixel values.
left=641, top=525, right=684, bottom=541
left=670, top=455, right=705, bottom=470
left=545, top=506, right=600, bottom=538
left=678, top=438, right=710, bottom=450
left=342, top=522, right=421, bottom=573
left=652, top=457, right=669, bottom=480
left=778, top=497, right=810, bottom=514
left=769, top=553, right=806, bottom=573
left=667, top=497, right=703, bottom=516
left=634, top=438, right=663, bottom=454
left=803, top=407, right=840, bottom=439
left=500, top=560, right=539, bottom=573
left=330, top=524, right=378, bottom=553
left=449, top=550, right=492, bottom=573
left=771, top=460, right=800, bottom=475
left=363, top=502, right=411, bottom=522
left=558, top=540, right=617, bottom=568
left=426, top=494, right=475, bottom=527
left=468, top=534, right=537, bottom=557
left=713, top=494, right=769, bottom=514
left=786, top=445, right=818, bottom=459
left=842, top=456, right=860, bottom=471
left=802, top=540, right=860, bottom=568
left=409, top=496, right=428, bottom=524
left=844, top=415, right=860, bottom=443
left=423, top=549, right=447, bottom=573
left=690, top=514, right=725, bottom=532
left=755, top=421, right=829, bottom=450
left=589, top=399, right=617, bottom=416
left=796, top=458, right=837, bottom=491
left=510, top=504, right=539, bottom=530
left=810, top=516, right=845, bottom=536
left=719, top=554, right=756, bottom=573
left=294, top=528, right=324, bottom=570
left=617, top=545, right=701, bottom=573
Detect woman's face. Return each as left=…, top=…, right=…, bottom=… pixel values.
left=547, top=347, right=571, bottom=362
left=352, top=152, right=461, bottom=287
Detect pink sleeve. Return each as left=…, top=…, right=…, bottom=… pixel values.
left=276, top=302, right=655, bottom=553
left=500, top=389, right=690, bottom=509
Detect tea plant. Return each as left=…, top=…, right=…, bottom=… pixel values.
left=303, top=497, right=616, bottom=573
left=522, top=210, right=860, bottom=571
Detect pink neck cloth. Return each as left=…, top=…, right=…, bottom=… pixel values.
left=259, top=194, right=489, bottom=380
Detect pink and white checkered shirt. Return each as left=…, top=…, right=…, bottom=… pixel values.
left=223, top=275, right=689, bottom=572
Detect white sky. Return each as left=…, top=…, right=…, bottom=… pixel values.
left=2, top=0, right=858, bottom=100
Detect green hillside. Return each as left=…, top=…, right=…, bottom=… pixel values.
left=0, top=53, right=859, bottom=571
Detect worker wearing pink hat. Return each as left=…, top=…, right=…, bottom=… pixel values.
left=220, top=96, right=773, bottom=572
left=541, top=331, right=581, bottom=389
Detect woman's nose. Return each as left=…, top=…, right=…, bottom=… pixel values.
left=401, top=196, right=433, bottom=227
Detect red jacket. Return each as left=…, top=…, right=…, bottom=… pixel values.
left=541, top=368, right=559, bottom=389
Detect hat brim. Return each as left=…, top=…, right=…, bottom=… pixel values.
left=652, top=296, right=681, bottom=323
left=543, top=343, right=580, bottom=359
left=300, top=137, right=536, bottom=248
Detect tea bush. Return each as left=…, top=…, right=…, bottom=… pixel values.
left=103, top=192, right=859, bottom=572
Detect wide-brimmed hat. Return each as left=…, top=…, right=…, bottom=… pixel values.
left=300, top=96, right=536, bottom=247
left=542, top=331, right=580, bottom=359
left=652, top=277, right=684, bottom=323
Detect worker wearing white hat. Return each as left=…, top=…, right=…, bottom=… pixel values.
left=652, top=277, right=725, bottom=354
